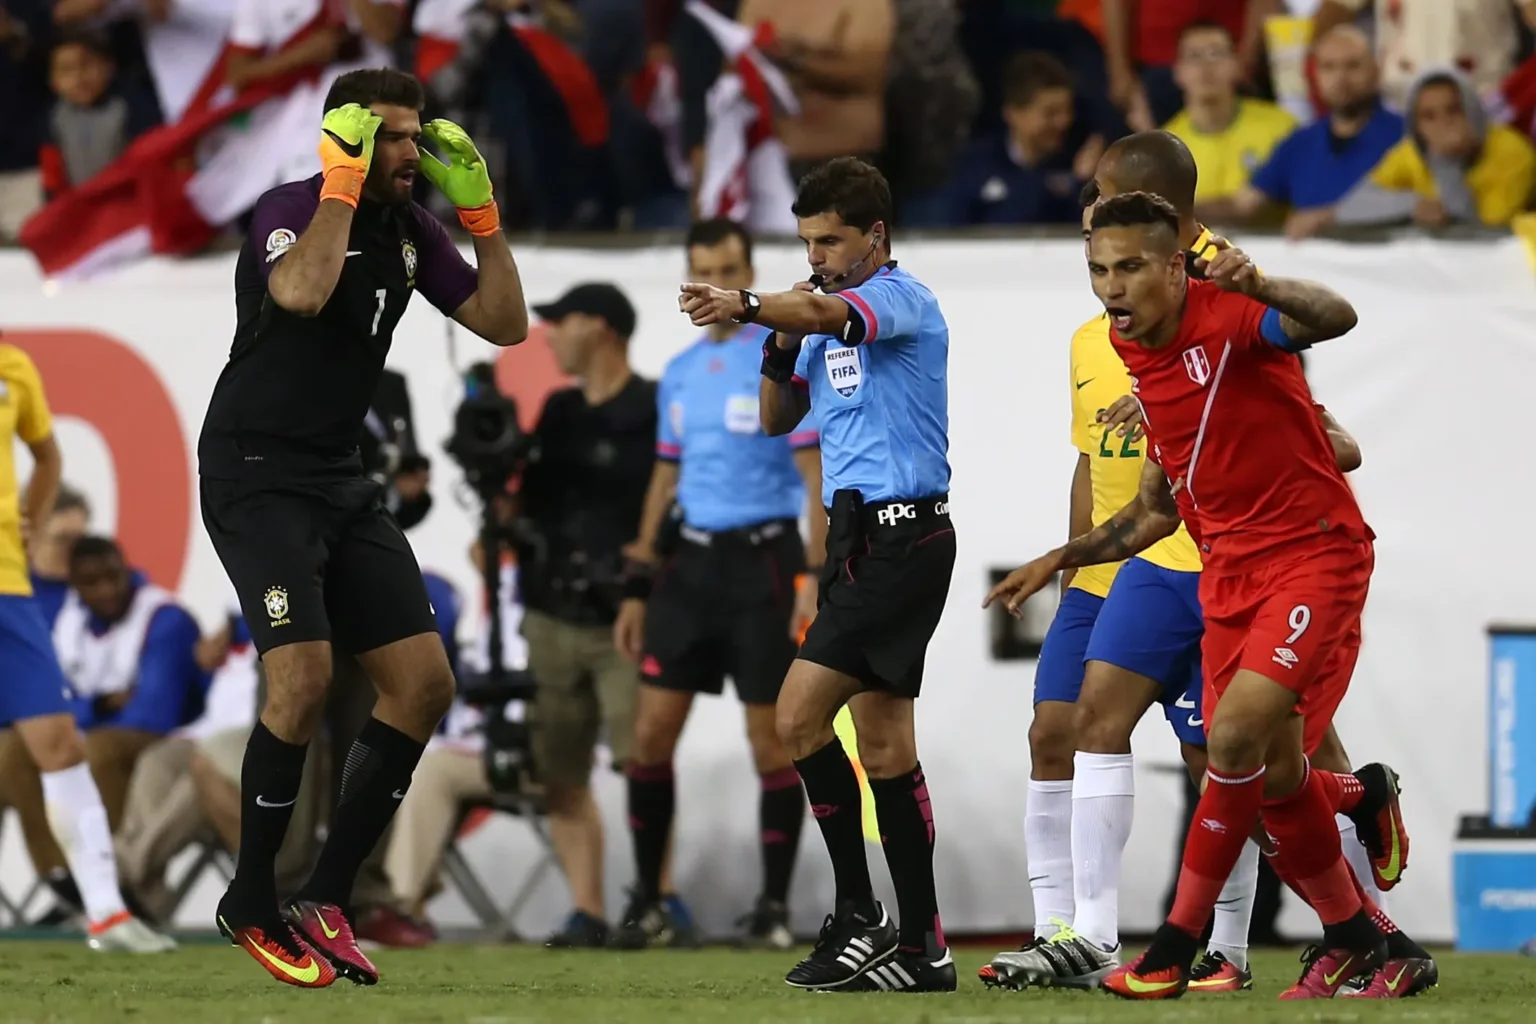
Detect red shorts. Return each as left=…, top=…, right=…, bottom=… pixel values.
left=1199, top=534, right=1373, bottom=756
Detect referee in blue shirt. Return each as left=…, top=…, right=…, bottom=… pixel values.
left=680, top=158, right=956, bottom=993
left=614, top=218, right=825, bottom=951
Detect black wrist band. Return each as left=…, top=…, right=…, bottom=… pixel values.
left=621, top=560, right=654, bottom=601
left=761, top=335, right=798, bottom=383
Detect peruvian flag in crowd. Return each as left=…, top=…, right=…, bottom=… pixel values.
left=686, top=1, right=799, bottom=234
left=19, top=0, right=379, bottom=279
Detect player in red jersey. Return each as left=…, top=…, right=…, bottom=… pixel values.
left=987, top=190, right=1392, bottom=1000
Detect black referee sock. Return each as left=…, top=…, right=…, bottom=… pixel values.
left=230, top=721, right=309, bottom=916
left=626, top=762, right=675, bottom=903
left=794, top=739, right=876, bottom=919
left=296, top=718, right=424, bottom=911
left=869, top=764, right=945, bottom=953
left=759, top=767, right=806, bottom=904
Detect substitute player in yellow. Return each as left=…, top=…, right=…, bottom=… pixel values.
left=0, top=343, right=173, bottom=952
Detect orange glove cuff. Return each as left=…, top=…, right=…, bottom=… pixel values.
left=458, top=201, right=501, bottom=237
left=319, top=167, right=364, bottom=208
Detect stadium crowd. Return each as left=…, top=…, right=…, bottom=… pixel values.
left=4, top=0, right=1536, bottom=252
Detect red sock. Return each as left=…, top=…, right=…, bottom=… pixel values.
left=1168, top=765, right=1265, bottom=936
left=1350, top=869, right=1399, bottom=936
left=1276, top=844, right=1400, bottom=936
left=1313, top=769, right=1365, bottom=813
left=1262, top=767, right=1361, bottom=926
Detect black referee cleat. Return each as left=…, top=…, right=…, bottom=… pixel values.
left=785, top=900, right=897, bottom=990
left=840, top=944, right=957, bottom=993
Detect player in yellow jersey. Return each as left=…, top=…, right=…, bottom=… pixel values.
left=0, top=344, right=173, bottom=953
left=985, top=132, right=1435, bottom=999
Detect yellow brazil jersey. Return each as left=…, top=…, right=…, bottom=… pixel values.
left=1164, top=100, right=1297, bottom=203
left=1369, top=125, right=1536, bottom=227
left=1067, top=316, right=1203, bottom=598
left=0, top=345, right=53, bottom=597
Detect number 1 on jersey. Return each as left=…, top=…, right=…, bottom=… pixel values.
left=371, top=288, right=386, bottom=336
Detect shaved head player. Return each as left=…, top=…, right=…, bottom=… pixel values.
left=197, top=68, right=528, bottom=988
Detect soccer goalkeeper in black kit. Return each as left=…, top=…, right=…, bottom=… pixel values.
left=197, top=68, right=528, bottom=988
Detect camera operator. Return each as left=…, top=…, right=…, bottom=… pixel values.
left=514, top=283, right=657, bottom=948
left=611, top=218, right=824, bottom=950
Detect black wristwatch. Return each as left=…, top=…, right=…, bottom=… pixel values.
left=733, top=289, right=761, bottom=324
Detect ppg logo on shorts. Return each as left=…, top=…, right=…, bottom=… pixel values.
left=824, top=345, right=863, bottom=398
left=876, top=503, right=916, bottom=526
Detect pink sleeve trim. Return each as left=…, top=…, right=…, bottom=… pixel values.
left=843, top=291, right=879, bottom=342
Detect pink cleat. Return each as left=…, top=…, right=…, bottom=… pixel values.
left=285, top=900, right=379, bottom=986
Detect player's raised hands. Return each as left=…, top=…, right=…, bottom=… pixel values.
left=420, top=119, right=493, bottom=209
left=319, top=103, right=382, bottom=188
left=679, top=283, right=744, bottom=326
left=983, top=554, right=1061, bottom=617
left=1194, top=235, right=1262, bottom=296
left=1096, top=395, right=1144, bottom=441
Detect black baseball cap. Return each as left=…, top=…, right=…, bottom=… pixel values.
left=532, top=282, right=637, bottom=339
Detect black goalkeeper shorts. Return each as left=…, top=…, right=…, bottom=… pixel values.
left=201, top=474, right=438, bottom=657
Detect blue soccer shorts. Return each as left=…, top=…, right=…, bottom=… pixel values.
left=1033, top=587, right=1104, bottom=705
left=0, top=594, right=74, bottom=727
left=1083, top=558, right=1206, bottom=746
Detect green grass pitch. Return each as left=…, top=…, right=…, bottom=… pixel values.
left=2, top=941, right=1532, bottom=1023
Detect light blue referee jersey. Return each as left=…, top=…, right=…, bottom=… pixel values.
left=658, top=324, right=818, bottom=532
left=792, top=264, right=951, bottom=506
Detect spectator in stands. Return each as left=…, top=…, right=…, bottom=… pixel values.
left=1163, top=19, right=1296, bottom=216
left=0, top=0, right=50, bottom=240
left=52, top=536, right=207, bottom=828
left=28, top=484, right=89, bottom=627
left=737, top=0, right=894, bottom=178
left=41, top=27, right=157, bottom=197
left=1103, top=0, right=1279, bottom=129
left=1313, top=0, right=1536, bottom=112
left=1206, top=24, right=1404, bottom=237
left=878, top=0, right=980, bottom=221
left=51, top=0, right=235, bottom=127
left=942, top=51, right=1100, bottom=226
left=1336, top=66, right=1536, bottom=229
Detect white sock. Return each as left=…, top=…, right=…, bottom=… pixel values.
left=42, top=762, right=127, bottom=926
left=1025, top=778, right=1074, bottom=940
left=1208, top=839, right=1259, bottom=970
left=1070, top=751, right=1135, bottom=950
left=1338, top=814, right=1388, bottom=914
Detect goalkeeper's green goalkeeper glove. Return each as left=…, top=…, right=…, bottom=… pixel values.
left=420, top=118, right=499, bottom=236
left=317, top=103, right=381, bottom=208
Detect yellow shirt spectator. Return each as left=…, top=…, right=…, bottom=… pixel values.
left=1368, top=125, right=1536, bottom=227
left=1165, top=100, right=1297, bottom=202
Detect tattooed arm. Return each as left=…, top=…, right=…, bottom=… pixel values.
left=984, top=461, right=1181, bottom=614
left=1252, top=275, right=1358, bottom=348
left=1055, top=460, right=1182, bottom=570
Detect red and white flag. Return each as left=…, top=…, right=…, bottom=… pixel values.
left=18, top=69, right=316, bottom=280
left=686, top=1, right=799, bottom=233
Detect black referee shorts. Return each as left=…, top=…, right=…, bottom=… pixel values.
left=640, top=520, right=804, bottom=705
left=798, top=490, right=955, bottom=698
left=201, top=474, right=438, bottom=657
